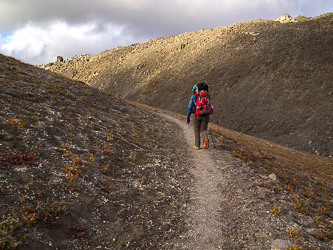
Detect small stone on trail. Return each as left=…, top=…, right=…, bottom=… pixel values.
left=271, top=239, right=292, bottom=250
left=269, top=173, right=278, bottom=181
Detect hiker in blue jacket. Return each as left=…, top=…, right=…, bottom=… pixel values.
left=187, top=83, right=211, bottom=149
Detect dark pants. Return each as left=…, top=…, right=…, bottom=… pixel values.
left=193, top=114, right=209, bottom=147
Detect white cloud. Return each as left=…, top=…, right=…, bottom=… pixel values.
left=0, top=21, right=147, bottom=65
left=0, top=0, right=332, bottom=64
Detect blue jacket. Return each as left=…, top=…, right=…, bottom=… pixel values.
left=187, top=95, right=196, bottom=117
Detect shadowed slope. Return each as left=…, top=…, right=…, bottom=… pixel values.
left=42, top=13, right=333, bottom=158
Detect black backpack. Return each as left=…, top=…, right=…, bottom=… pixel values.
left=197, top=82, right=208, bottom=92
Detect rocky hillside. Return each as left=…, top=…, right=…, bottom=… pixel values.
left=41, top=13, right=333, bottom=158
left=0, top=54, right=190, bottom=249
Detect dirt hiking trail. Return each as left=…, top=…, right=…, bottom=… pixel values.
left=160, top=113, right=224, bottom=249
left=158, top=113, right=323, bottom=250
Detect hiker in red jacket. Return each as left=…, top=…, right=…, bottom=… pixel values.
left=187, top=82, right=213, bottom=149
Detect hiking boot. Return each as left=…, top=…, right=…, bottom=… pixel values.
left=193, top=146, right=200, bottom=150
left=204, top=139, right=209, bottom=149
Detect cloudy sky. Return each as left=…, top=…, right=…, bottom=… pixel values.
left=0, top=0, right=332, bottom=65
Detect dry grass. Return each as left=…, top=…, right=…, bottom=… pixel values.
left=210, top=123, right=333, bottom=181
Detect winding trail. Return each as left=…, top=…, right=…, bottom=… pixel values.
left=159, top=113, right=224, bottom=249
left=157, top=113, right=298, bottom=250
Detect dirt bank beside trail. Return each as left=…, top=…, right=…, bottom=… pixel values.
left=159, top=113, right=332, bottom=250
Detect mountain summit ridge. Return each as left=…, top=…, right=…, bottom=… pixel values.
left=41, top=13, right=333, bottom=157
